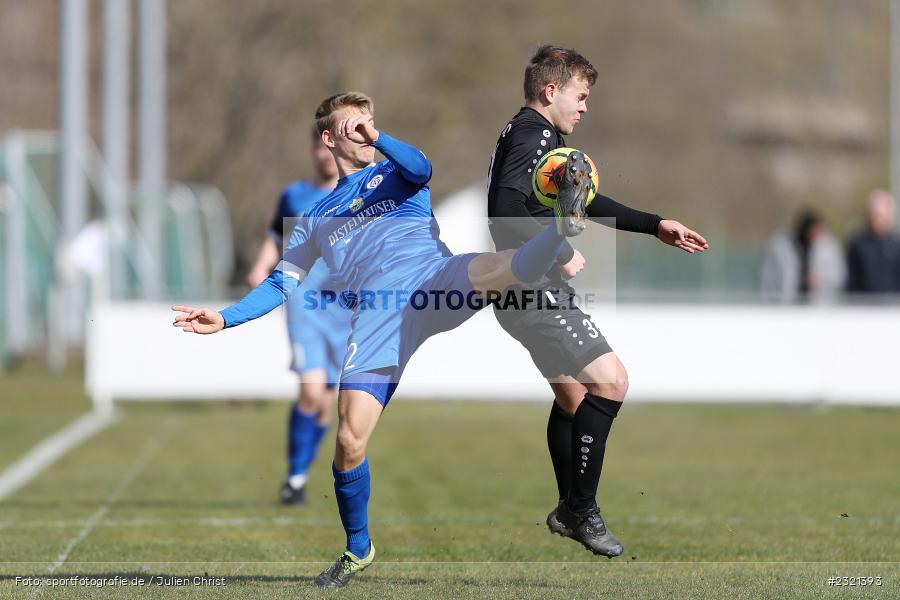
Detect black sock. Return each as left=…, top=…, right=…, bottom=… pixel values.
left=567, top=393, right=621, bottom=514
left=546, top=400, right=574, bottom=502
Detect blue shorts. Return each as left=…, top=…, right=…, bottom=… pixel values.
left=339, top=252, right=481, bottom=405
left=286, top=284, right=351, bottom=387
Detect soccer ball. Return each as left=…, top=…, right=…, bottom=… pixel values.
left=532, top=147, right=599, bottom=209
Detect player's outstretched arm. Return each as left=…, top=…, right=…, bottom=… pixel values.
left=175, top=259, right=311, bottom=336
left=219, top=266, right=304, bottom=328
left=172, top=306, right=225, bottom=334
left=172, top=269, right=299, bottom=333
left=586, top=193, right=708, bottom=253
left=587, top=194, right=663, bottom=235
left=656, top=220, right=709, bottom=254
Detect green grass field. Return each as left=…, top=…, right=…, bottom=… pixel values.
left=0, top=365, right=898, bottom=599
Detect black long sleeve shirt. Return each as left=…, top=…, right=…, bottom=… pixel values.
left=486, top=107, right=662, bottom=269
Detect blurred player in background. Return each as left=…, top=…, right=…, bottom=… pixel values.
left=487, top=45, right=708, bottom=557
left=173, top=91, right=595, bottom=588
left=245, top=128, right=349, bottom=505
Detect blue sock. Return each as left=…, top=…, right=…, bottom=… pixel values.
left=288, top=404, right=319, bottom=477
left=511, top=224, right=566, bottom=283
left=333, top=459, right=371, bottom=558
left=312, top=421, right=329, bottom=457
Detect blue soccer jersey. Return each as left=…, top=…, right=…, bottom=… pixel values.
left=268, top=180, right=350, bottom=382
left=221, top=132, right=480, bottom=403
left=280, top=145, right=450, bottom=294
left=268, top=179, right=339, bottom=300
left=269, top=180, right=329, bottom=242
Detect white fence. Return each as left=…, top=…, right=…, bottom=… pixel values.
left=86, top=301, right=900, bottom=408
left=0, top=130, right=234, bottom=372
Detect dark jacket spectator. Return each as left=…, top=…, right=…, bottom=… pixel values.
left=846, top=190, right=900, bottom=294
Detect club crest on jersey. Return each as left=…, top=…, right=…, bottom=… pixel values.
left=349, top=197, right=365, bottom=212
left=366, top=175, right=383, bottom=190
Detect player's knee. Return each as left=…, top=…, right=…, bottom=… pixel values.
left=551, top=385, right=584, bottom=413
left=613, top=367, right=629, bottom=401
left=317, top=400, right=333, bottom=426
left=467, top=250, right=515, bottom=294
left=297, top=393, right=317, bottom=413
left=299, top=383, right=326, bottom=409
left=586, top=360, right=628, bottom=402
left=588, top=382, right=626, bottom=402
left=336, top=426, right=367, bottom=461
left=607, top=365, right=629, bottom=401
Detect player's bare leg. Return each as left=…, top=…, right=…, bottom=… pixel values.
left=546, top=353, right=628, bottom=557
left=315, top=388, right=381, bottom=588
left=559, top=352, right=629, bottom=403
left=282, top=369, right=335, bottom=505
left=333, top=388, right=382, bottom=470
left=466, top=250, right=519, bottom=295
left=465, top=152, right=628, bottom=555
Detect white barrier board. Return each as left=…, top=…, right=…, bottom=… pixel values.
left=86, top=302, right=900, bottom=406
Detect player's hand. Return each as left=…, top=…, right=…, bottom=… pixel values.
left=657, top=220, right=709, bottom=254
left=172, top=306, right=225, bottom=335
left=245, top=269, right=267, bottom=289
left=560, top=249, right=586, bottom=279
left=338, top=114, right=379, bottom=145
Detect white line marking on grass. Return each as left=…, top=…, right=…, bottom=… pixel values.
left=6, top=512, right=900, bottom=532
left=5, top=559, right=898, bottom=565
left=29, top=418, right=178, bottom=598
left=0, top=410, right=116, bottom=501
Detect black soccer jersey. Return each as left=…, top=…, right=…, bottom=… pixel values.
left=487, top=107, right=565, bottom=253
left=486, top=106, right=663, bottom=263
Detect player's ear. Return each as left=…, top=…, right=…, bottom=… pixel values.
left=322, top=129, right=336, bottom=149
left=543, top=83, right=558, bottom=105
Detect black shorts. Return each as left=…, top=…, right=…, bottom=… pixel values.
left=492, top=284, right=613, bottom=379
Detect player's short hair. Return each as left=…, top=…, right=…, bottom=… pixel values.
left=524, top=45, right=597, bottom=102
left=315, top=92, right=374, bottom=135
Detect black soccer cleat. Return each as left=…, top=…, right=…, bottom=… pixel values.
left=557, top=501, right=624, bottom=558
left=546, top=501, right=574, bottom=538
left=313, top=544, right=375, bottom=588
left=279, top=481, right=307, bottom=505
left=552, top=150, right=594, bottom=237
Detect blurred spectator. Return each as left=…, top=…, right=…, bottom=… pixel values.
left=56, top=220, right=110, bottom=283
left=761, top=227, right=799, bottom=303
left=846, top=190, right=900, bottom=295
left=761, top=210, right=845, bottom=303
